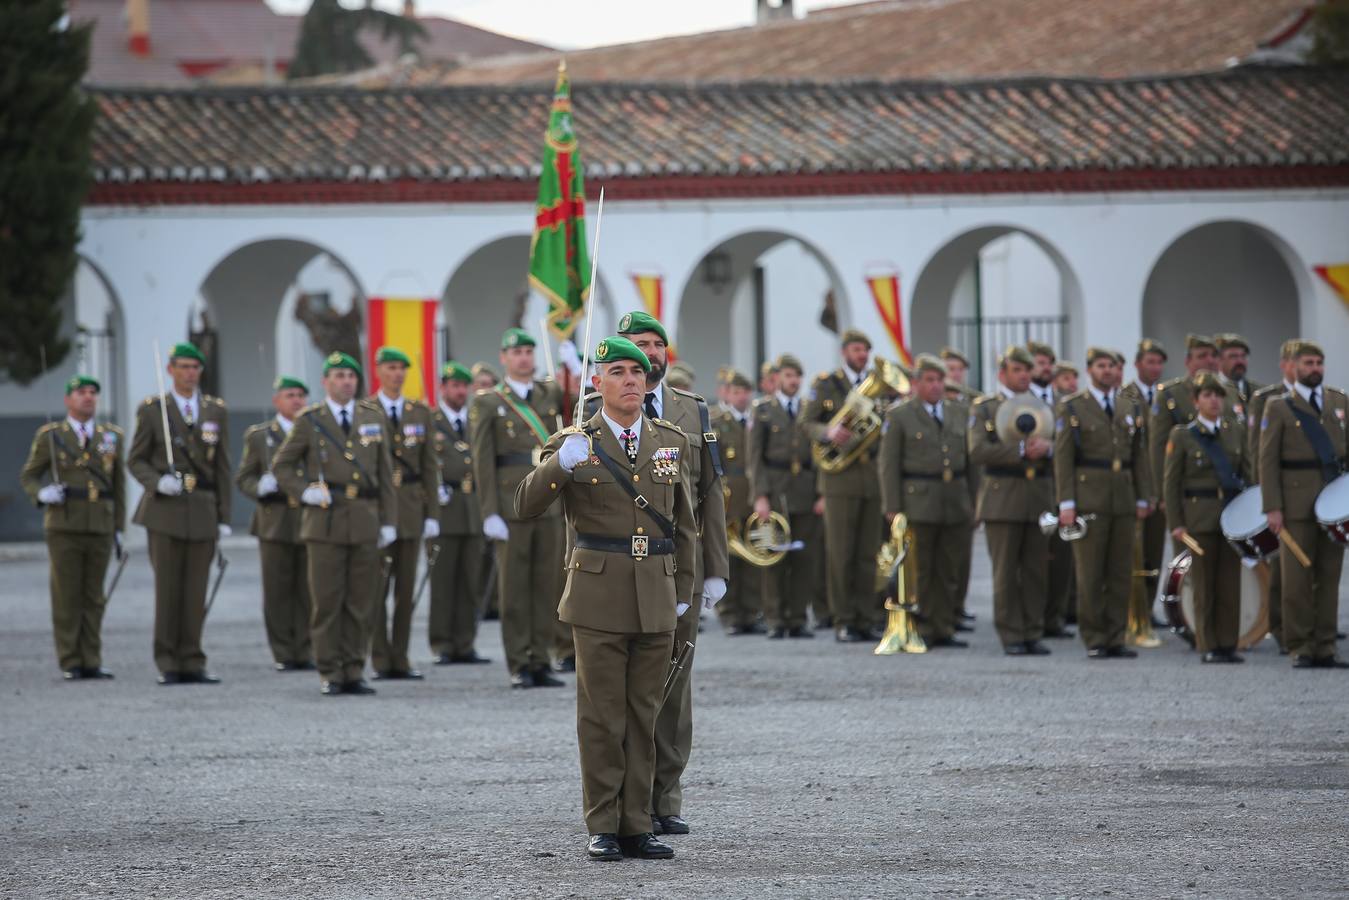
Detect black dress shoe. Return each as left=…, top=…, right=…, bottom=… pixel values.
left=296, top=660, right=317, bottom=671
left=344, top=680, right=377, bottom=695
left=553, top=656, right=576, bottom=673
left=532, top=666, right=565, bottom=687
left=1315, top=655, right=1349, bottom=669
left=652, top=814, right=689, bottom=835
left=374, top=669, right=424, bottom=680
left=1201, top=651, right=1223, bottom=664
left=929, top=637, right=969, bottom=648
left=1338, top=631, right=1348, bottom=640
left=451, top=651, right=493, bottom=665
left=855, top=626, right=879, bottom=641
left=1106, top=646, right=1138, bottom=659
left=835, top=627, right=866, bottom=643
left=618, top=833, right=674, bottom=859
left=511, top=669, right=535, bottom=689
left=320, top=680, right=345, bottom=696
left=81, top=667, right=115, bottom=679
left=767, top=626, right=786, bottom=639
left=745, top=622, right=767, bottom=635
left=587, top=833, right=622, bottom=862
left=787, top=626, right=815, bottom=639
left=959, top=610, right=976, bottom=622
left=182, top=671, right=222, bottom=684
left=1043, top=628, right=1075, bottom=639
left=274, top=662, right=293, bottom=672
left=1024, top=641, right=1051, bottom=656
left=955, top=622, right=975, bottom=633
left=726, top=624, right=754, bottom=636
left=157, top=671, right=181, bottom=685
left=814, top=615, right=833, bottom=631
left=1003, top=643, right=1029, bottom=656
left=434, top=653, right=454, bottom=665
left=1087, top=647, right=1109, bottom=659
left=1292, top=655, right=1316, bottom=668
left=62, top=668, right=83, bottom=680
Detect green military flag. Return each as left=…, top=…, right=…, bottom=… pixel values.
left=528, top=61, right=591, bottom=340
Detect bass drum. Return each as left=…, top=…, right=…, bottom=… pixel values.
left=1168, top=532, right=1271, bottom=650
left=1314, top=472, right=1349, bottom=545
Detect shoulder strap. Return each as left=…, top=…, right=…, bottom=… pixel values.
left=1285, top=399, right=1343, bottom=482
left=1065, top=399, right=1083, bottom=455
left=495, top=384, right=550, bottom=445
left=51, top=428, right=115, bottom=492
left=589, top=439, right=676, bottom=540
left=307, top=409, right=375, bottom=485
left=696, top=396, right=724, bottom=480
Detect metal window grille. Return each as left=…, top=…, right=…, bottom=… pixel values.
left=948, top=315, right=1067, bottom=392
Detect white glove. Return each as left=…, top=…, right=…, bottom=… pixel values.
left=256, top=473, right=279, bottom=497
left=218, top=524, right=232, bottom=539
left=483, top=514, right=510, bottom=542
left=438, top=484, right=453, bottom=506
left=423, top=518, right=440, bottom=539
left=378, top=525, right=397, bottom=549
left=156, top=474, right=183, bottom=496
left=701, top=576, right=728, bottom=611
left=557, top=339, right=583, bottom=377
left=676, top=602, right=691, bottom=617
left=301, top=484, right=330, bottom=506
left=38, top=484, right=66, bottom=505
left=557, top=433, right=590, bottom=472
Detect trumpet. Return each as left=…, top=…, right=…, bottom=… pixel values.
left=728, top=510, right=793, bottom=568
left=811, top=356, right=909, bottom=474
left=1058, top=513, right=1096, bottom=542
left=873, top=513, right=926, bottom=655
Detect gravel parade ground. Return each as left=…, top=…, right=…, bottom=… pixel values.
left=3, top=539, right=1347, bottom=899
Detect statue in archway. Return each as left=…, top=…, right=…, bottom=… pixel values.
left=819, top=289, right=839, bottom=334
left=295, top=292, right=365, bottom=391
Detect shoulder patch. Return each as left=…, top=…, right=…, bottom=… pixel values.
left=671, top=387, right=704, bottom=403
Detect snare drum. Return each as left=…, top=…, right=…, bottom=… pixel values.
left=1158, top=549, right=1195, bottom=647
left=1314, top=472, right=1349, bottom=545
left=1220, top=487, right=1279, bottom=562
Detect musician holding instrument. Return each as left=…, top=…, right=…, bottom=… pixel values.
left=1258, top=341, right=1349, bottom=669
left=19, top=374, right=126, bottom=680
left=1054, top=347, right=1151, bottom=659
left=516, top=336, right=698, bottom=862
left=234, top=375, right=312, bottom=672
left=712, top=369, right=763, bottom=635
left=1027, top=340, right=1075, bottom=634
left=750, top=353, right=823, bottom=639
left=1120, top=338, right=1168, bottom=626
left=1162, top=373, right=1251, bottom=663
left=272, top=352, right=398, bottom=696
left=880, top=354, right=973, bottom=648
left=128, top=342, right=231, bottom=685
left=1246, top=339, right=1299, bottom=653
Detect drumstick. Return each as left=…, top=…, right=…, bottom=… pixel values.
left=1177, top=532, right=1206, bottom=557
left=1279, top=529, right=1313, bottom=568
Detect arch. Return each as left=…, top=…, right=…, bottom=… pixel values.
left=909, top=225, right=1084, bottom=392
left=72, top=254, right=128, bottom=423
left=1141, top=220, right=1310, bottom=385
left=675, top=229, right=849, bottom=391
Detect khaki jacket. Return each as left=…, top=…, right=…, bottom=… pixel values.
left=20, top=420, right=126, bottom=535
left=879, top=397, right=971, bottom=525
left=469, top=380, right=563, bottom=522
left=1258, top=388, right=1349, bottom=520
left=800, top=368, right=881, bottom=498
left=128, top=394, right=231, bottom=541
left=429, top=405, right=481, bottom=536
left=1054, top=389, right=1150, bottom=515
left=515, top=413, right=698, bottom=634
left=235, top=420, right=303, bottom=543
left=1163, top=419, right=1251, bottom=534
left=372, top=395, right=440, bottom=538
left=967, top=394, right=1053, bottom=523
left=1150, top=376, right=1244, bottom=498
left=657, top=383, right=730, bottom=583
left=1245, top=381, right=1290, bottom=481
left=273, top=400, right=397, bottom=544
left=747, top=395, right=815, bottom=514
left=711, top=407, right=751, bottom=522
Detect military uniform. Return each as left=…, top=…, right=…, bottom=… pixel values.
left=1053, top=385, right=1150, bottom=652
left=128, top=391, right=231, bottom=678
left=801, top=368, right=884, bottom=636
left=1120, top=380, right=1165, bottom=616
left=1259, top=384, right=1348, bottom=663
left=370, top=394, right=439, bottom=675
left=1247, top=380, right=1292, bottom=648
left=879, top=395, right=972, bottom=644
left=428, top=402, right=484, bottom=660
left=944, top=381, right=983, bottom=623
left=1163, top=416, right=1250, bottom=655
left=747, top=393, right=821, bottom=633
left=273, top=397, right=397, bottom=688
left=20, top=417, right=126, bottom=675
left=968, top=391, right=1053, bottom=649
left=235, top=418, right=311, bottom=667
left=1151, top=376, right=1244, bottom=488
left=515, top=411, right=697, bottom=844
left=470, top=378, right=566, bottom=680
left=711, top=404, right=761, bottom=632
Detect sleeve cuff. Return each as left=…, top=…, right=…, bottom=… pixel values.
left=1136, top=499, right=1150, bottom=509
left=1059, top=500, right=1076, bottom=511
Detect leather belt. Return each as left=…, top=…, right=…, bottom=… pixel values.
left=441, top=478, right=463, bottom=490
left=62, top=486, right=112, bottom=501
left=574, top=533, right=674, bottom=557
left=765, top=459, right=811, bottom=472
left=326, top=481, right=379, bottom=500
left=496, top=452, right=535, bottom=467
left=257, top=494, right=291, bottom=505
left=1280, top=459, right=1328, bottom=470
left=902, top=470, right=966, bottom=480
left=1183, top=488, right=1219, bottom=499
left=985, top=464, right=1049, bottom=480
left=1078, top=458, right=1123, bottom=471
left=397, top=473, right=423, bottom=484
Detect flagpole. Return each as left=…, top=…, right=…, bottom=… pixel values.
left=572, top=186, right=605, bottom=428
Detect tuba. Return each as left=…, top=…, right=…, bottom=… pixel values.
left=811, top=357, right=910, bottom=474
left=873, top=513, right=926, bottom=654
left=728, top=511, right=792, bottom=568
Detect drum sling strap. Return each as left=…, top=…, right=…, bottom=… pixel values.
left=1192, top=426, right=1245, bottom=501
left=589, top=438, right=677, bottom=541
left=1286, top=400, right=1343, bottom=483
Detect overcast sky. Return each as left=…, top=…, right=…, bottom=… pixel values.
left=265, top=0, right=867, bottom=49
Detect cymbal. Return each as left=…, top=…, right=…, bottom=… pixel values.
left=995, top=392, right=1054, bottom=443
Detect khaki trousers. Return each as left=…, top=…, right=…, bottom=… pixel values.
left=428, top=533, right=485, bottom=658
left=498, top=516, right=563, bottom=673
left=911, top=522, right=966, bottom=643
left=719, top=556, right=764, bottom=629
left=307, top=541, right=378, bottom=683
left=1279, top=519, right=1345, bottom=660
left=984, top=521, right=1049, bottom=647
left=372, top=536, right=419, bottom=673
left=1141, top=508, right=1166, bottom=617
left=1072, top=513, right=1135, bottom=650
left=1188, top=532, right=1242, bottom=653
left=46, top=532, right=112, bottom=671
left=148, top=531, right=215, bottom=675
left=1046, top=532, right=1075, bottom=630
left=259, top=540, right=311, bottom=665
left=763, top=511, right=821, bottom=630
left=652, top=609, right=697, bottom=816
left=823, top=493, right=883, bottom=631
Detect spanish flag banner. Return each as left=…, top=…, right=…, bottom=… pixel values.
left=367, top=297, right=437, bottom=401
left=866, top=271, right=913, bottom=366
left=1315, top=264, right=1349, bottom=311
left=631, top=271, right=677, bottom=361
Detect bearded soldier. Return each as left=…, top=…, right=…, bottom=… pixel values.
left=1119, top=339, right=1167, bottom=626
left=19, top=375, right=125, bottom=680
left=1246, top=339, right=1299, bottom=653
left=1215, top=334, right=1262, bottom=406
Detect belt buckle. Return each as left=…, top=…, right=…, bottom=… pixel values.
left=345, top=483, right=359, bottom=500
left=183, top=473, right=197, bottom=492
left=631, top=535, right=649, bottom=559
left=461, top=475, right=474, bottom=495
left=87, top=481, right=99, bottom=502
left=942, top=469, right=953, bottom=483
left=1025, top=467, right=1036, bottom=480
left=791, top=460, right=801, bottom=475
left=392, top=468, right=403, bottom=487
left=1111, top=459, right=1122, bottom=472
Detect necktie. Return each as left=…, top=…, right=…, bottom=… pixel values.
left=78, top=425, right=88, bottom=447
left=1103, top=395, right=1114, bottom=419
left=389, top=405, right=399, bottom=430
left=786, top=400, right=796, bottom=421
left=931, top=404, right=942, bottom=426
left=644, top=393, right=658, bottom=421
left=524, top=388, right=533, bottom=403
left=621, top=429, right=638, bottom=464
left=1311, top=389, right=1321, bottom=414
left=453, top=418, right=464, bottom=439
left=1145, top=386, right=1153, bottom=406
left=183, top=401, right=194, bottom=428
left=340, top=409, right=351, bottom=434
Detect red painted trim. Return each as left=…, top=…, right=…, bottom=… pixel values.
left=128, top=34, right=150, bottom=57
left=85, top=165, right=1349, bottom=207
left=368, top=298, right=387, bottom=394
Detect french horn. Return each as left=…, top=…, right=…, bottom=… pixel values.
left=811, top=356, right=910, bottom=474
left=728, top=510, right=792, bottom=568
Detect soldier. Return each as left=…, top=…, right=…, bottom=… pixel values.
left=712, top=369, right=762, bottom=635
left=471, top=362, right=500, bottom=392
left=1120, top=338, right=1168, bottom=625
left=1259, top=341, right=1349, bottom=669
left=428, top=361, right=489, bottom=665
left=802, top=329, right=884, bottom=642
left=613, top=310, right=728, bottom=838
left=1163, top=373, right=1251, bottom=663
left=235, top=375, right=313, bottom=671
left=758, top=359, right=780, bottom=397
left=1027, top=340, right=1073, bottom=631
left=880, top=354, right=972, bottom=647
left=273, top=352, right=397, bottom=695
left=968, top=348, right=1054, bottom=654
left=1215, top=334, right=1262, bottom=405
left=368, top=346, right=440, bottom=680
left=749, top=353, right=822, bottom=639
left=939, top=346, right=980, bottom=629
left=667, top=361, right=696, bottom=391
left=19, top=374, right=125, bottom=680
left=128, top=342, right=231, bottom=685
left=1247, top=339, right=1299, bottom=653
left=470, top=360, right=502, bottom=621
left=1151, top=334, right=1223, bottom=486
left=470, top=327, right=567, bottom=690
left=1053, top=362, right=1079, bottom=397
left=1026, top=341, right=1058, bottom=408
left=939, top=347, right=980, bottom=404
left=1054, top=347, right=1151, bottom=659
left=517, top=336, right=697, bottom=861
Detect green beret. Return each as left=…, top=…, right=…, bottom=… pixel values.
left=170, top=342, right=205, bottom=365
left=1000, top=345, right=1035, bottom=369
left=914, top=353, right=946, bottom=377
left=65, top=374, right=100, bottom=395
left=840, top=328, right=871, bottom=349
left=375, top=346, right=412, bottom=366
left=616, top=311, right=669, bottom=345
left=939, top=346, right=970, bottom=367
left=440, top=361, right=472, bottom=383
left=775, top=353, right=803, bottom=374
left=1214, top=333, right=1250, bottom=353
left=1025, top=340, right=1055, bottom=361
left=726, top=369, right=753, bottom=390
left=1086, top=347, right=1119, bottom=365
left=273, top=375, right=308, bottom=393
left=593, top=335, right=652, bottom=373
left=1137, top=338, right=1167, bottom=361
left=1292, top=340, right=1325, bottom=359
left=1185, top=334, right=1217, bottom=352
left=323, top=351, right=362, bottom=376
left=501, top=328, right=536, bottom=350
left=1192, top=371, right=1227, bottom=397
